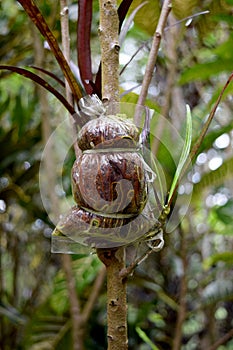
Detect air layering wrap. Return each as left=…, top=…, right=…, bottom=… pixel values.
left=72, top=115, right=148, bottom=215
left=52, top=106, right=161, bottom=251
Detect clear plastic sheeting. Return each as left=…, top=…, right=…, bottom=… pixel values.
left=52, top=200, right=162, bottom=251
left=39, top=98, right=193, bottom=255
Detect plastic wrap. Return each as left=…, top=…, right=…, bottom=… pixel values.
left=52, top=202, right=161, bottom=249
left=47, top=97, right=192, bottom=254
left=72, top=152, right=147, bottom=215
left=77, top=115, right=139, bottom=150
left=72, top=114, right=148, bottom=216
left=52, top=113, right=155, bottom=252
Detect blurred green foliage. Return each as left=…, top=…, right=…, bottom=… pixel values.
left=0, top=0, right=233, bottom=349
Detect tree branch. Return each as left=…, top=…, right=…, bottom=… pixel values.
left=82, top=266, right=106, bottom=323
left=60, top=2, right=84, bottom=349
left=97, top=2, right=128, bottom=349
left=206, top=328, right=233, bottom=350
left=172, top=226, right=188, bottom=350
left=62, top=254, right=84, bottom=350
left=98, top=0, right=120, bottom=103
left=151, top=13, right=183, bottom=157
left=136, top=0, right=172, bottom=108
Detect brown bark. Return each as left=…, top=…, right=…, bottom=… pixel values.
left=136, top=0, right=172, bottom=112
left=98, top=1, right=128, bottom=349
left=98, top=0, right=120, bottom=103
left=97, top=249, right=128, bottom=350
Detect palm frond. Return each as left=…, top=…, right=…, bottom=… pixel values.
left=18, top=0, right=84, bottom=102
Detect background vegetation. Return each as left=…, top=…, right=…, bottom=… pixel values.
left=0, top=0, right=233, bottom=349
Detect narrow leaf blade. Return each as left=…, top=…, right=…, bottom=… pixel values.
left=119, top=1, right=148, bottom=45
left=118, top=0, right=134, bottom=30
left=168, top=104, right=192, bottom=203
left=0, top=65, right=75, bottom=115
left=30, top=66, right=65, bottom=88
left=136, top=327, right=160, bottom=350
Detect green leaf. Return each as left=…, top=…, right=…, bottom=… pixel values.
left=180, top=35, right=233, bottom=84
left=179, top=59, right=233, bottom=84
left=12, top=94, right=23, bottom=136
left=189, top=73, right=233, bottom=163
left=207, top=200, right=233, bottom=236
left=0, top=302, right=26, bottom=325
left=119, top=1, right=148, bottom=45
left=168, top=105, right=192, bottom=204
left=193, top=123, right=233, bottom=156
left=136, top=326, right=160, bottom=350
left=202, top=279, right=233, bottom=306
left=172, top=0, right=199, bottom=20
left=214, top=13, right=233, bottom=25
left=193, top=157, right=233, bottom=201
left=148, top=312, right=165, bottom=328
left=120, top=91, right=160, bottom=113
left=0, top=95, right=10, bottom=116
left=196, top=0, right=232, bottom=39
left=128, top=0, right=160, bottom=36
left=214, top=199, right=233, bottom=225
left=203, top=252, right=233, bottom=270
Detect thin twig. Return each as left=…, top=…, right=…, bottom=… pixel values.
left=121, top=11, right=209, bottom=77
left=82, top=266, right=106, bottom=323
left=61, top=254, right=84, bottom=350
left=164, top=10, right=209, bottom=31
left=167, top=72, right=233, bottom=208
left=119, top=247, right=154, bottom=279
left=189, top=72, right=233, bottom=163
left=52, top=320, right=72, bottom=348
left=60, top=2, right=73, bottom=103
left=206, top=328, right=233, bottom=350
left=172, top=226, right=188, bottom=350
left=60, top=2, right=84, bottom=350
left=151, top=13, right=182, bottom=156
left=136, top=0, right=171, bottom=108
left=120, top=42, right=149, bottom=75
